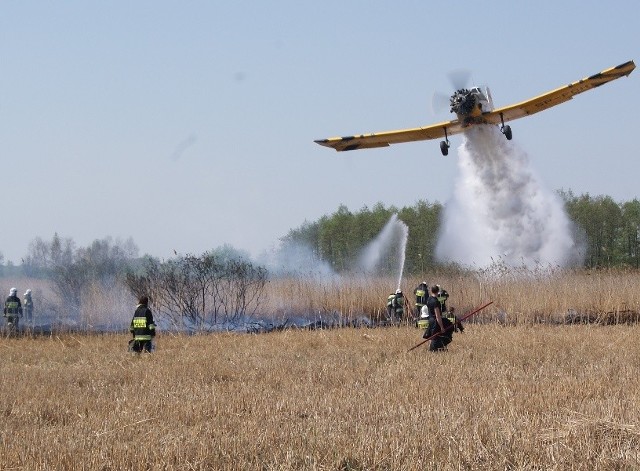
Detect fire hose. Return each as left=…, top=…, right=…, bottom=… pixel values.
left=407, top=300, right=493, bottom=352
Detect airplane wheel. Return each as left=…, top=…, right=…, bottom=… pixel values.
left=503, top=125, right=512, bottom=140
left=440, top=141, right=449, bottom=156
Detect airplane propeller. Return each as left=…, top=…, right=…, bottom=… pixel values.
left=430, top=91, right=451, bottom=115
left=430, top=68, right=473, bottom=115
left=447, top=69, right=472, bottom=90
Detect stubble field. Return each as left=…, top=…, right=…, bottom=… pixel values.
left=1, top=269, right=640, bottom=469
left=1, top=322, right=640, bottom=470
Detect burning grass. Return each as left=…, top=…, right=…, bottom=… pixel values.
left=1, top=324, right=640, bottom=469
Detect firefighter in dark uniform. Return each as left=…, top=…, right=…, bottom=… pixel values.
left=436, top=286, right=464, bottom=333
left=414, top=281, right=429, bottom=319
left=4, top=287, right=22, bottom=332
left=129, top=295, right=156, bottom=353
left=423, top=285, right=453, bottom=351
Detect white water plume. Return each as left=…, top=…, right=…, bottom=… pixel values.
left=435, top=125, right=584, bottom=269
left=358, top=214, right=409, bottom=290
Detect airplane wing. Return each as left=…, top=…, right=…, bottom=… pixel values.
left=481, top=60, right=636, bottom=126
left=314, top=119, right=466, bottom=152
left=315, top=60, right=635, bottom=152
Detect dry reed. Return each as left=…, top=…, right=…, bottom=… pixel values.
left=5, top=269, right=640, bottom=329
left=266, top=269, right=640, bottom=326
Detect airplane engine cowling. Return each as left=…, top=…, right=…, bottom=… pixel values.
left=450, top=89, right=476, bottom=116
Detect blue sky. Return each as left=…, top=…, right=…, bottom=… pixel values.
left=1, top=1, right=638, bottom=263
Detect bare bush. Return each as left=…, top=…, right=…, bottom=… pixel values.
left=125, top=253, right=267, bottom=329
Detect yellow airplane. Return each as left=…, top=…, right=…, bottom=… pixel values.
left=315, top=60, right=635, bottom=156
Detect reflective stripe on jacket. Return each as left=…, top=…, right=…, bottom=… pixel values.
left=4, top=296, right=22, bottom=316
left=131, top=318, right=153, bottom=340
left=130, top=304, right=156, bottom=341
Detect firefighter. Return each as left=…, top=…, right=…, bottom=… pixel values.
left=4, top=287, right=22, bottom=332
left=386, top=289, right=406, bottom=321
left=129, top=295, right=156, bottom=353
left=423, top=285, right=453, bottom=351
left=414, top=281, right=429, bottom=319
left=416, top=304, right=430, bottom=331
left=436, top=285, right=464, bottom=333
left=23, top=289, right=34, bottom=322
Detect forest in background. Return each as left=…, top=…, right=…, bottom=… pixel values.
left=281, top=191, right=640, bottom=272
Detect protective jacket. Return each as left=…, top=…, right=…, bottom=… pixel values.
left=437, top=289, right=449, bottom=312
left=4, top=295, right=22, bottom=317
left=414, top=283, right=429, bottom=310
left=23, top=294, right=33, bottom=318
left=387, top=293, right=405, bottom=318
left=437, top=289, right=464, bottom=332
left=130, top=303, right=156, bottom=341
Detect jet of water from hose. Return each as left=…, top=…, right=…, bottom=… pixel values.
left=358, top=213, right=409, bottom=290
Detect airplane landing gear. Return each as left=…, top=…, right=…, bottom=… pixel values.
left=440, top=127, right=450, bottom=156
left=499, top=112, right=512, bottom=140
left=440, top=140, right=449, bottom=156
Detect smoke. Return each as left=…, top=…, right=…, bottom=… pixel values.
left=259, top=241, right=338, bottom=280
left=358, top=214, right=409, bottom=290
left=435, top=125, right=584, bottom=269
left=262, top=214, right=410, bottom=287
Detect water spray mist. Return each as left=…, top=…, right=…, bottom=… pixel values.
left=435, top=125, right=583, bottom=269
left=358, top=214, right=409, bottom=290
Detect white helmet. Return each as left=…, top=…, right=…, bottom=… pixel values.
left=420, top=305, right=429, bottom=318
left=25, top=289, right=31, bottom=296
left=9, top=287, right=17, bottom=296
left=395, top=289, right=402, bottom=294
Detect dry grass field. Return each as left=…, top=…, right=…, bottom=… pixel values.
left=1, top=324, right=640, bottom=470
left=1, top=269, right=640, bottom=469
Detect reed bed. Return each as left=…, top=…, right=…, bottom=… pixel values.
left=4, top=269, right=640, bottom=329
left=266, top=269, right=640, bottom=325
left=1, top=324, right=639, bottom=470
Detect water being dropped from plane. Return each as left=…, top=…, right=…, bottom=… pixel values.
left=435, top=125, right=584, bottom=269
left=359, top=214, right=409, bottom=290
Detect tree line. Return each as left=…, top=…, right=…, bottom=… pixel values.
left=282, top=194, right=640, bottom=271
left=560, top=191, right=640, bottom=268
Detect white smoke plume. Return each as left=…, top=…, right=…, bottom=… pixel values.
left=435, top=125, right=584, bottom=269
left=259, top=241, right=338, bottom=280
left=358, top=214, right=409, bottom=290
